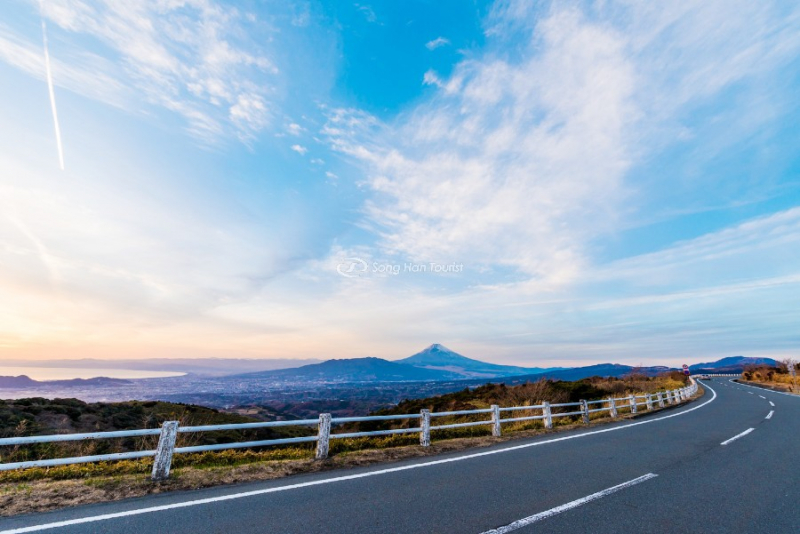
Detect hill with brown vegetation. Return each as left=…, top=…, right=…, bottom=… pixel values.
left=0, top=398, right=313, bottom=468
left=741, top=362, right=799, bottom=394
left=385, top=372, right=688, bottom=413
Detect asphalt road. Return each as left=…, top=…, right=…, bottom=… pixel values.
left=2, top=378, right=798, bottom=534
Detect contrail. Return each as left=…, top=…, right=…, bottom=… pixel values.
left=40, top=5, right=64, bottom=170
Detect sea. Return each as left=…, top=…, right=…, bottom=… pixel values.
left=0, top=367, right=184, bottom=381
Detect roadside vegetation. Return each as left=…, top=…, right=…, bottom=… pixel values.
left=740, top=361, right=800, bottom=394
left=0, top=372, right=696, bottom=516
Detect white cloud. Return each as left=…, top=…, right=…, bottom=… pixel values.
left=229, top=94, right=269, bottom=140
left=422, top=69, right=443, bottom=87
left=425, top=37, right=450, bottom=50
left=0, top=0, right=278, bottom=143
left=300, top=0, right=800, bottom=364
left=0, top=22, right=130, bottom=108
left=325, top=1, right=800, bottom=289
left=593, top=208, right=800, bottom=290
left=287, top=123, right=304, bottom=136
left=291, top=144, right=308, bottom=155
left=294, top=207, right=800, bottom=364
left=327, top=8, right=635, bottom=287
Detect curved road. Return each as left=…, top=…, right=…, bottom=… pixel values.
left=2, top=378, right=798, bottom=534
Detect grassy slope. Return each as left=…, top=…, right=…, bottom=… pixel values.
left=0, top=398, right=314, bottom=469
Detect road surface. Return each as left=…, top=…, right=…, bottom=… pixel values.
left=2, top=378, right=798, bottom=534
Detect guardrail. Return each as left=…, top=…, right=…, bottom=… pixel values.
left=692, top=373, right=741, bottom=377
left=0, top=380, right=699, bottom=481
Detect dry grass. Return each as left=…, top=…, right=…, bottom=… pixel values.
left=0, top=384, right=703, bottom=518
left=741, top=365, right=800, bottom=394
left=738, top=379, right=798, bottom=395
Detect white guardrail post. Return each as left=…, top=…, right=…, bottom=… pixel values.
left=151, top=421, right=179, bottom=481
left=646, top=395, right=654, bottom=411
left=629, top=396, right=637, bottom=414
left=420, top=409, right=431, bottom=447
left=580, top=399, right=590, bottom=424
left=657, top=391, right=665, bottom=408
left=491, top=405, right=502, bottom=437
left=542, top=401, right=553, bottom=429
left=315, top=413, right=331, bottom=460
left=608, top=397, right=618, bottom=418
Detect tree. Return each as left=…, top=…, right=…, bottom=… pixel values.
left=779, top=358, right=798, bottom=393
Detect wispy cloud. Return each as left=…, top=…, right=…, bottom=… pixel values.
left=326, top=1, right=800, bottom=287
left=290, top=144, right=308, bottom=155
left=592, top=208, right=800, bottom=289
left=425, top=37, right=450, bottom=50
left=355, top=4, right=377, bottom=23
left=327, top=8, right=635, bottom=287
left=422, top=69, right=443, bottom=87
left=1, top=1, right=279, bottom=143
left=287, top=123, right=304, bottom=136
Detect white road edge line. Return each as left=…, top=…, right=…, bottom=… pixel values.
left=769, top=401, right=775, bottom=407
left=766, top=411, right=774, bottom=420
left=721, top=428, right=755, bottom=446
left=0, top=386, right=717, bottom=534
left=729, top=379, right=799, bottom=399
left=478, top=473, right=658, bottom=534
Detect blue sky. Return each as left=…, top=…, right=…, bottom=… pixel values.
left=0, top=0, right=798, bottom=367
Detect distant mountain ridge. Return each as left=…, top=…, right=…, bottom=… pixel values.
left=0, top=375, right=38, bottom=388
left=1, top=358, right=322, bottom=377
left=510, top=364, right=674, bottom=383
left=689, top=356, right=777, bottom=373
left=397, top=344, right=558, bottom=378
left=1, top=351, right=779, bottom=391
left=0, top=375, right=131, bottom=389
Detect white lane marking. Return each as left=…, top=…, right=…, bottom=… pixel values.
left=478, top=474, right=659, bottom=534
left=759, top=395, right=766, bottom=399
left=0, top=387, right=716, bottom=534
left=721, top=428, right=755, bottom=446
left=747, top=392, right=754, bottom=395
left=769, top=401, right=775, bottom=407
left=766, top=411, right=774, bottom=420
